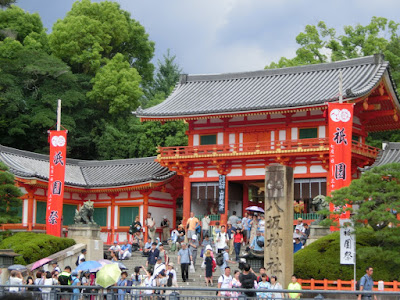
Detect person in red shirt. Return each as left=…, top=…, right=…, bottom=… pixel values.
left=233, top=227, right=243, bottom=261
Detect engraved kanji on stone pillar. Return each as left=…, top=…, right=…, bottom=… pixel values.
left=264, top=164, right=294, bottom=288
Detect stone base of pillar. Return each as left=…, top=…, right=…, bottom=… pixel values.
left=68, top=224, right=103, bottom=261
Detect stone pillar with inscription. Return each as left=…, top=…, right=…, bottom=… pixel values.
left=264, top=164, right=294, bottom=288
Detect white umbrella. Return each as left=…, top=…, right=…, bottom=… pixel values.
left=245, top=206, right=265, bottom=213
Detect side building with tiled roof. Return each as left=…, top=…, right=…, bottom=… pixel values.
left=0, top=145, right=182, bottom=243
left=137, top=54, right=400, bottom=226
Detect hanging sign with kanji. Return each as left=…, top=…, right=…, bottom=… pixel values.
left=328, top=103, right=353, bottom=228
left=218, top=175, right=226, bottom=214
left=328, top=102, right=353, bottom=191
left=46, top=130, right=67, bottom=237
left=340, top=219, right=355, bottom=265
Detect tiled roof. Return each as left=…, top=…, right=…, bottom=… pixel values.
left=137, top=54, right=396, bottom=118
left=0, top=145, right=175, bottom=188
left=370, top=142, right=400, bottom=167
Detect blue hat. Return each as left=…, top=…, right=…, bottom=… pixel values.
left=71, top=271, right=78, bottom=276
left=114, top=241, right=118, bottom=244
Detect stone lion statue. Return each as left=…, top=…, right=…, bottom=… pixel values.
left=74, top=200, right=96, bottom=225
left=311, top=195, right=328, bottom=225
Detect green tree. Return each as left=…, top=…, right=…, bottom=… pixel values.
left=0, top=161, right=22, bottom=224
left=93, top=117, right=188, bottom=160
left=49, top=0, right=154, bottom=81
left=87, top=53, right=143, bottom=116
left=0, top=5, right=44, bottom=42
left=325, top=163, right=400, bottom=231
left=265, top=17, right=400, bottom=74
left=0, top=38, right=97, bottom=158
left=0, top=0, right=16, bottom=8
left=266, top=17, right=400, bottom=147
left=142, top=49, right=182, bottom=108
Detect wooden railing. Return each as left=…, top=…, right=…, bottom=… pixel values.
left=298, top=279, right=400, bottom=291
left=158, top=138, right=379, bottom=159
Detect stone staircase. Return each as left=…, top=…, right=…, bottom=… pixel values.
left=105, top=245, right=224, bottom=296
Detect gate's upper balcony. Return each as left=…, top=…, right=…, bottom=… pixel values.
left=157, top=138, right=379, bottom=162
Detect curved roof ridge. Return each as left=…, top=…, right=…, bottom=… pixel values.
left=0, top=145, right=175, bottom=188
left=184, top=55, right=380, bottom=82
left=138, top=54, right=395, bottom=118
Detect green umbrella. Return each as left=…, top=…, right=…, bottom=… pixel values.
left=96, top=263, right=121, bottom=288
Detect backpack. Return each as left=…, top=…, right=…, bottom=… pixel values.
left=75, top=255, right=80, bottom=266
left=212, top=258, right=217, bottom=272
left=256, top=237, right=264, bottom=248
left=58, top=274, right=70, bottom=286
left=356, top=275, right=366, bottom=291
left=216, top=253, right=224, bottom=266
left=129, top=225, right=133, bottom=235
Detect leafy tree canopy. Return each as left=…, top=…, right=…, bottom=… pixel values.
left=0, top=161, right=22, bottom=224
left=266, top=17, right=400, bottom=70
left=266, top=17, right=400, bottom=147
left=0, top=38, right=96, bottom=158
left=324, top=163, right=400, bottom=231
left=49, top=0, right=155, bottom=82
left=0, top=0, right=16, bottom=8
left=0, top=5, right=44, bottom=42
left=87, top=53, right=143, bottom=116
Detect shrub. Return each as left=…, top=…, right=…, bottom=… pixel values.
left=0, top=232, right=76, bottom=265
left=294, top=228, right=400, bottom=281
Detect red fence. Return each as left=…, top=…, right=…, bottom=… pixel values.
left=298, top=279, right=400, bottom=291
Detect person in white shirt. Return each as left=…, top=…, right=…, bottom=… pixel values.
left=143, top=269, right=156, bottom=295
left=166, top=262, right=177, bottom=281
left=201, top=215, right=211, bottom=240
left=153, top=257, right=166, bottom=276
left=77, top=249, right=86, bottom=265
left=51, top=261, right=61, bottom=273
left=109, top=241, right=121, bottom=256
left=215, top=225, right=229, bottom=253
left=228, top=211, right=239, bottom=227
left=258, top=215, right=265, bottom=233
left=145, top=212, right=156, bottom=242
left=294, top=218, right=304, bottom=232
left=8, top=270, right=23, bottom=292
left=241, top=212, right=250, bottom=244
left=217, top=267, right=233, bottom=297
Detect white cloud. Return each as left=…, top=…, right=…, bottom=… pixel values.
left=17, top=0, right=400, bottom=74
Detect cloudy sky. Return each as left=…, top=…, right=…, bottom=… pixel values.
left=17, top=0, right=400, bottom=75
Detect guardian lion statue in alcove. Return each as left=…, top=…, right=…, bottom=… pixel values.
left=74, top=200, right=96, bottom=225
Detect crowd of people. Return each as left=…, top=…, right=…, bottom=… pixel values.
left=5, top=210, right=309, bottom=299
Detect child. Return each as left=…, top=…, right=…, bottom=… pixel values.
left=257, top=273, right=271, bottom=299
left=204, top=249, right=213, bottom=286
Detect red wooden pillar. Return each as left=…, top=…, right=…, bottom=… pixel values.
left=26, top=186, right=36, bottom=231
left=141, top=190, right=150, bottom=242
left=108, top=193, right=117, bottom=240
left=182, top=175, right=191, bottom=225
left=172, top=195, right=177, bottom=229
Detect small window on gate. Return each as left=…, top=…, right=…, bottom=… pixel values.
left=299, top=128, right=318, bottom=139
left=200, top=134, right=217, bottom=145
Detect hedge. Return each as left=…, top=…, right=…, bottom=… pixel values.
left=0, top=232, right=76, bottom=265
left=294, top=228, right=400, bottom=281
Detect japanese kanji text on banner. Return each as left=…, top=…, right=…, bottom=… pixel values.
left=340, top=219, right=355, bottom=265
left=328, top=102, right=354, bottom=191
left=46, top=130, right=67, bottom=237
left=328, top=102, right=353, bottom=228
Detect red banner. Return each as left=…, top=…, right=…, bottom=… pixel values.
left=46, top=130, right=67, bottom=237
left=328, top=103, right=353, bottom=229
